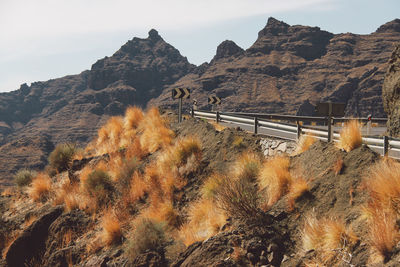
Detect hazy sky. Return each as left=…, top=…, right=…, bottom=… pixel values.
left=0, top=0, right=399, bottom=93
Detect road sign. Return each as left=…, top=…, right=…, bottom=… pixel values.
left=316, top=102, right=346, bottom=117
left=172, top=88, right=190, bottom=99
left=315, top=102, right=346, bottom=142
left=208, top=96, right=221, bottom=105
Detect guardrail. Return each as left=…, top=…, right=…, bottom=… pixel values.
left=192, top=110, right=400, bottom=159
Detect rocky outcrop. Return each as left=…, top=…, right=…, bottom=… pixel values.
left=383, top=44, right=400, bottom=137
left=151, top=18, right=400, bottom=118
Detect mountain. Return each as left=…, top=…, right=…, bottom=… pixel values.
left=0, top=29, right=193, bottom=186
left=151, top=18, right=400, bottom=117
left=0, top=18, right=399, bottom=186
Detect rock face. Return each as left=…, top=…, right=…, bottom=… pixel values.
left=151, top=17, right=400, bottom=118
left=0, top=18, right=400, bottom=186
left=382, top=44, right=400, bottom=137
left=0, top=30, right=193, bottom=186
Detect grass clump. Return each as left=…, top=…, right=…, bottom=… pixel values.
left=215, top=175, right=261, bottom=220
left=293, top=134, right=316, bottom=155
left=127, top=218, right=166, bottom=260
left=28, top=173, right=52, bottom=202
left=84, top=169, right=114, bottom=205
left=233, top=152, right=261, bottom=182
left=337, top=120, right=362, bottom=152
left=302, top=214, right=358, bottom=264
left=14, top=169, right=37, bottom=187
left=101, top=210, right=122, bottom=246
left=48, top=143, right=77, bottom=172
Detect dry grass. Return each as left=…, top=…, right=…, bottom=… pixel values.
left=100, top=210, right=122, bottom=246
left=24, top=215, right=37, bottom=228
left=287, top=176, right=309, bottom=210
left=233, top=152, right=261, bottom=182
left=126, top=218, right=166, bottom=260
left=302, top=214, right=358, bottom=264
left=362, top=159, right=400, bottom=261
left=368, top=207, right=399, bottom=260
left=201, top=173, right=225, bottom=200
left=364, top=159, right=400, bottom=213
left=258, top=156, right=291, bottom=208
left=179, top=198, right=226, bottom=246
left=333, top=157, right=344, bottom=176
left=293, top=134, right=317, bottom=155
left=215, top=175, right=261, bottom=220
left=139, top=108, right=174, bottom=154
left=337, top=120, right=362, bottom=152
left=210, top=121, right=226, bottom=131
left=28, top=173, right=52, bottom=202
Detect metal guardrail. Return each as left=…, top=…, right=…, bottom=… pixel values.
left=192, top=110, right=399, bottom=159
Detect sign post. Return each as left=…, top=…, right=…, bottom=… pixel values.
left=208, top=96, right=221, bottom=112
left=172, top=88, right=190, bottom=122
left=316, top=102, right=346, bottom=142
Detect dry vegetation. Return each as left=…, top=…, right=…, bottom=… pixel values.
left=337, top=120, right=362, bottom=152
left=293, top=134, right=317, bottom=155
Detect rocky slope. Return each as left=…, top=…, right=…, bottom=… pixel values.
left=0, top=30, right=193, bottom=186
left=383, top=44, right=400, bottom=137
left=1, top=113, right=398, bottom=266
left=151, top=18, right=400, bottom=117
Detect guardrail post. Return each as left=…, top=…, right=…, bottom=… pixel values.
left=296, top=121, right=301, bottom=141
left=254, top=117, right=258, bottom=134
left=216, top=111, right=220, bottom=123
left=191, top=107, right=194, bottom=118
left=384, top=136, right=389, bottom=156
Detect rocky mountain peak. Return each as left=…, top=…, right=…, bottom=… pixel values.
left=258, top=17, right=290, bottom=37
left=211, top=40, right=244, bottom=62
left=376, top=19, right=400, bottom=33
left=148, top=28, right=162, bottom=41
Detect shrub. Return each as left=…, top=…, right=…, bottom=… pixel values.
left=84, top=170, right=114, bottom=205
left=101, top=211, right=122, bottom=246
left=14, top=169, right=36, bottom=187
left=48, top=143, right=77, bottom=172
left=337, top=120, right=362, bottom=152
left=215, top=175, right=261, bottom=220
left=127, top=218, right=166, bottom=260
left=28, top=173, right=52, bottom=202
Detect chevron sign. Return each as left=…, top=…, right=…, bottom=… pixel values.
left=172, top=88, right=190, bottom=99
left=208, top=96, right=221, bottom=105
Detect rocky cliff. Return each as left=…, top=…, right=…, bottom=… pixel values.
left=383, top=44, right=400, bottom=137
left=151, top=18, right=400, bottom=117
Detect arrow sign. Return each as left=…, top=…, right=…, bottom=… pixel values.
left=208, top=96, right=221, bottom=105
left=172, top=88, right=190, bottom=99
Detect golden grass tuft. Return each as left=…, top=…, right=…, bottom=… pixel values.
left=293, top=134, right=317, bottom=155
left=337, top=120, right=362, bottom=152
left=28, top=173, right=52, bottom=202
left=366, top=206, right=400, bottom=260
left=100, top=210, right=122, bottom=246
left=258, top=156, right=291, bottom=208
left=210, top=121, right=226, bottom=132
left=302, top=214, right=358, bottom=263
left=124, top=106, right=144, bottom=131
left=287, top=176, right=309, bottom=210
left=201, top=173, right=225, bottom=200
left=364, top=159, right=400, bottom=213
left=179, top=198, right=226, bottom=246
left=233, top=152, right=261, bottom=182
left=139, top=108, right=174, bottom=154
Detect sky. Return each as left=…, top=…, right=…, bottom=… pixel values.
left=0, top=0, right=399, bottom=93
